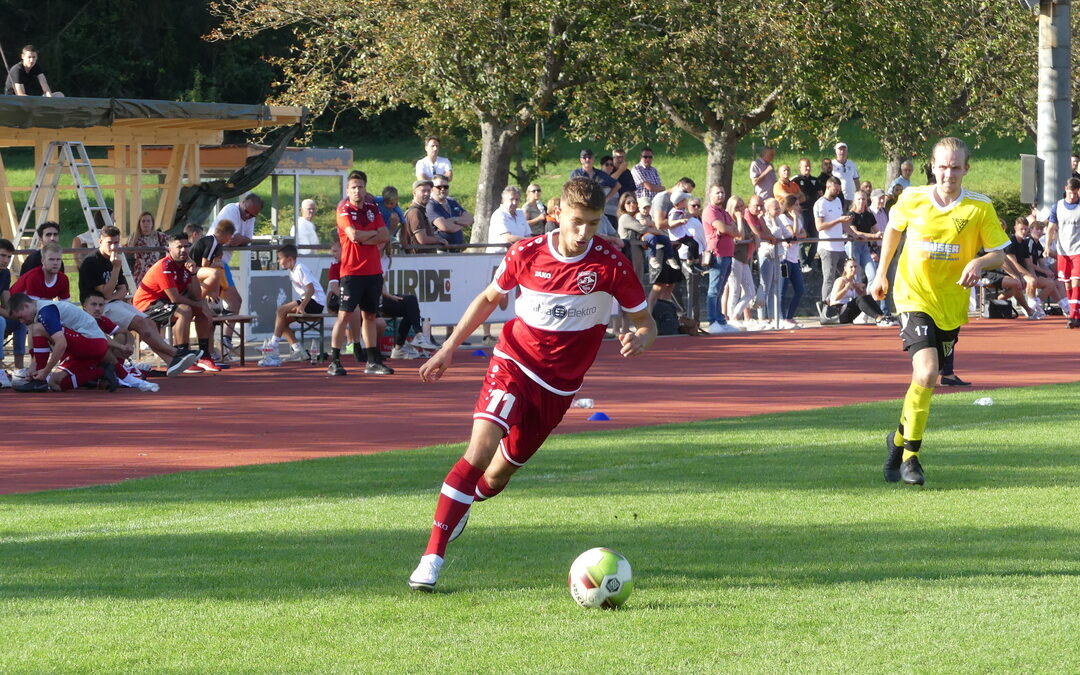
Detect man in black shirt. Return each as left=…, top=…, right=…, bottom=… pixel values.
left=792, top=158, right=822, bottom=271
left=19, top=221, right=64, bottom=274
left=4, top=45, right=61, bottom=97
left=78, top=225, right=195, bottom=374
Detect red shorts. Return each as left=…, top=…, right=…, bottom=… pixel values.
left=1058, top=254, right=1080, bottom=282
left=55, top=329, right=108, bottom=391
left=472, top=356, right=575, bottom=467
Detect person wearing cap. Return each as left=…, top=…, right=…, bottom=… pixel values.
left=832, top=142, right=860, bottom=202
left=750, top=147, right=777, bottom=201
left=523, top=184, right=547, bottom=235
left=887, top=159, right=915, bottom=193
left=569, top=149, right=619, bottom=225
left=400, top=180, right=448, bottom=253
left=631, top=147, right=664, bottom=201
left=427, top=178, right=472, bottom=250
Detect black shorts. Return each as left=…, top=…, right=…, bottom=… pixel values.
left=300, top=298, right=324, bottom=314
left=143, top=300, right=177, bottom=326
left=339, top=274, right=382, bottom=313
left=900, top=312, right=959, bottom=364
left=982, top=270, right=1006, bottom=290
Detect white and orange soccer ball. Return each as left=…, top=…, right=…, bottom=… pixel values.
left=567, top=547, right=633, bottom=609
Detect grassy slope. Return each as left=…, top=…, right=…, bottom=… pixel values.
left=2, top=382, right=1078, bottom=672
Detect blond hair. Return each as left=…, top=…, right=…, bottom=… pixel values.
left=933, top=137, right=970, bottom=166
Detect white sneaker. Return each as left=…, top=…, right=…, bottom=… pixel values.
left=136, top=379, right=160, bottom=392
left=718, top=323, right=740, bottom=333
left=257, top=353, right=282, bottom=367
left=408, top=553, right=444, bottom=591
left=707, top=321, right=725, bottom=335
left=0, top=370, right=11, bottom=388
left=1029, top=306, right=1046, bottom=320
left=780, top=319, right=801, bottom=329
left=666, top=257, right=680, bottom=270
left=391, top=344, right=422, bottom=360
left=282, top=348, right=309, bottom=362
left=727, top=319, right=744, bottom=330
left=13, top=368, right=29, bottom=381
left=411, top=334, right=439, bottom=350
left=852, top=312, right=872, bottom=325
left=648, top=256, right=661, bottom=270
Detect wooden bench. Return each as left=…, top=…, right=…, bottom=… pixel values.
left=287, top=312, right=337, bottom=360
left=211, top=314, right=254, bottom=366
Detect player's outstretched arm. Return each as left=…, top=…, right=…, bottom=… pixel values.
left=419, top=283, right=505, bottom=382
left=870, top=225, right=902, bottom=301
left=619, top=308, right=657, bottom=358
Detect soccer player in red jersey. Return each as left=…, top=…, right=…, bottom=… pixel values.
left=329, top=170, right=393, bottom=376
left=408, top=178, right=657, bottom=591
left=10, top=242, right=69, bottom=300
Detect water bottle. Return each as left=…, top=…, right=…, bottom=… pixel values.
left=570, top=398, right=595, bottom=409
left=309, top=339, right=319, bottom=364
left=973, top=397, right=994, bottom=406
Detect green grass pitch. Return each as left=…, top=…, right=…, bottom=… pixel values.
left=3, top=382, right=1079, bottom=672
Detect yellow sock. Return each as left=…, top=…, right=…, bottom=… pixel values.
left=901, top=383, right=934, bottom=440
left=902, top=449, right=919, bottom=462
left=895, top=427, right=906, bottom=444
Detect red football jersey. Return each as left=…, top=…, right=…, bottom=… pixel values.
left=336, top=196, right=385, bottom=277
left=10, top=267, right=70, bottom=300
left=328, top=261, right=341, bottom=282
left=132, top=257, right=194, bottom=310
left=95, top=315, right=120, bottom=335
left=491, top=233, right=647, bottom=394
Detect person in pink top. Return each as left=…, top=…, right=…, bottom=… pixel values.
left=702, top=184, right=739, bottom=334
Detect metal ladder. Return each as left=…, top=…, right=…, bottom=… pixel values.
left=15, top=141, right=134, bottom=283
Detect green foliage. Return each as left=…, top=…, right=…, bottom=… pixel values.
left=3, top=382, right=1080, bottom=671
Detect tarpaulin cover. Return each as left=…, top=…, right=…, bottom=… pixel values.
left=0, top=95, right=273, bottom=129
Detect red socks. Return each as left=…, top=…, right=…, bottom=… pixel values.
left=31, top=335, right=50, bottom=370
left=474, top=475, right=505, bottom=502
left=424, top=458, right=483, bottom=557
left=1069, top=285, right=1080, bottom=319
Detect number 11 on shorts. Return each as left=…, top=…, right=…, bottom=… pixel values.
left=485, top=388, right=517, bottom=419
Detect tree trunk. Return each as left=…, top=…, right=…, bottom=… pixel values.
left=703, top=130, right=739, bottom=196
left=471, top=118, right=523, bottom=245
left=884, top=153, right=904, bottom=186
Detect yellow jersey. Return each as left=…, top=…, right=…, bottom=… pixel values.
left=890, top=186, right=1009, bottom=330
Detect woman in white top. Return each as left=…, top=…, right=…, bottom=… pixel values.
left=778, top=194, right=806, bottom=327
left=825, top=258, right=895, bottom=326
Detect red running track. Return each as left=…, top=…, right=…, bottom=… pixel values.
left=2, top=318, right=1078, bottom=494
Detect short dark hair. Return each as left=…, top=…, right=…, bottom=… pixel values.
left=641, top=147, right=654, bottom=156
left=37, top=221, right=60, bottom=237
left=9, top=292, right=33, bottom=313
left=21, top=45, right=36, bottom=54
left=1066, top=177, right=1080, bottom=191
left=348, top=170, right=368, bottom=183
left=826, top=176, right=842, bottom=187
left=0, top=238, right=13, bottom=253
left=425, top=136, right=440, bottom=145
left=184, top=223, right=204, bottom=237
left=277, top=244, right=299, bottom=258
left=82, top=290, right=106, bottom=302
left=677, top=177, right=696, bottom=190
left=100, top=225, right=121, bottom=238
left=242, top=193, right=264, bottom=208
left=169, top=233, right=189, bottom=243
left=599, top=155, right=613, bottom=166
left=561, top=177, right=606, bottom=211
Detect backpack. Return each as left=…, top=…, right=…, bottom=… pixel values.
left=652, top=299, right=680, bottom=336
left=983, top=299, right=1018, bottom=319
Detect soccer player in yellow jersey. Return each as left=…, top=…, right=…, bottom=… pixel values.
left=870, top=137, right=1010, bottom=485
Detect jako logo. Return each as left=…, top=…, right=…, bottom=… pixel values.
left=534, top=270, right=552, bottom=279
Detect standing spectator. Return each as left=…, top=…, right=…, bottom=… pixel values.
left=599, top=156, right=625, bottom=228
left=846, top=191, right=880, bottom=284
left=19, top=221, right=62, bottom=274
left=522, top=184, right=547, bottom=235
left=414, top=136, right=453, bottom=182
left=400, top=180, right=448, bottom=253
left=291, top=199, right=320, bottom=255
left=610, top=149, right=638, bottom=197
left=793, top=158, right=822, bottom=271
left=651, top=177, right=696, bottom=232
left=11, top=243, right=69, bottom=301
left=724, top=196, right=758, bottom=329
left=814, top=177, right=853, bottom=303
left=328, top=170, right=393, bottom=376
left=778, top=195, right=806, bottom=328
left=570, top=150, right=618, bottom=226
left=616, top=194, right=675, bottom=271
left=818, top=158, right=834, bottom=189
left=0, top=238, right=27, bottom=380
left=427, top=177, right=473, bottom=249
left=1047, top=176, right=1080, bottom=327
left=888, top=160, right=915, bottom=193
left=665, top=189, right=701, bottom=268
left=757, top=198, right=786, bottom=324
left=207, top=193, right=263, bottom=315
left=375, top=186, right=406, bottom=235
left=869, top=188, right=893, bottom=313
left=750, top=146, right=777, bottom=201
left=772, top=164, right=802, bottom=204
left=701, top=184, right=738, bottom=334
left=1071, top=155, right=1080, bottom=182
left=631, top=147, right=664, bottom=201
left=831, top=142, right=860, bottom=202
left=487, top=186, right=530, bottom=253
left=4, top=45, right=61, bottom=97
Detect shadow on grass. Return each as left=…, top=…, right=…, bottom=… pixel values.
left=1, top=518, right=1078, bottom=602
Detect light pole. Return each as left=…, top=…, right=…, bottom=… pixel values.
left=1035, top=0, right=1072, bottom=213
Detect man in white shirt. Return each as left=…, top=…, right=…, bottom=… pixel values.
left=207, top=193, right=263, bottom=350
left=831, top=142, right=860, bottom=202
left=270, top=244, right=328, bottom=361
left=487, top=186, right=530, bottom=253
left=749, top=147, right=777, bottom=201
left=887, top=160, right=914, bottom=193
left=414, top=136, right=453, bottom=182
left=291, top=199, right=320, bottom=255
left=813, top=177, right=854, bottom=303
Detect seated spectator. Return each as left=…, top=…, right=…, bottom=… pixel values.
left=772, top=164, right=802, bottom=204
left=859, top=180, right=873, bottom=194
left=400, top=180, right=448, bottom=253
left=291, top=199, right=320, bottom=254
left=427, top=177, right=473, bottom=249
left=71, top=226, right=97, bottom=266
left=12, top=242, right=69, bottom=300
left=375, top=187, right=406, bottom=239
left=379, top=246, right=439, bottom=360
left=132, top=233, right=219, bottom=373
left=20, top=221, right=63, bottom=274
left=269, top=244, right=327, bottom=361
left=823, top=259, right=895, bottom=326
left=0, top=238, right=27, bottom=382
left=523, top=184, right=547, bottom=235
left=414, top=136, right=453, bottom=182
left=1010, top=216, right=1057, bottom=318
left=81, top=291, right=158, bottom=391
left=8, top=292, right=117, bottom=393
left=128, top=212, right=168, bottom=286
left=191, top=219, right=243, bottom=356
left=4, top=45, right=62, bottom=97
left=79, top=225, right=198, bottom=376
